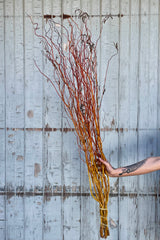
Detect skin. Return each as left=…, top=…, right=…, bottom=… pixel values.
left=98, top=156, right=160, bottom=177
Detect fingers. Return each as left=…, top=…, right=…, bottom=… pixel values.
left=97, top=157, right=107, bottom=165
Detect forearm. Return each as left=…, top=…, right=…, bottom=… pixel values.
left=112, top=157, right=160, bottom=177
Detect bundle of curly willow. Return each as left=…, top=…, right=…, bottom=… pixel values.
left=31, top=10, right=118, bottom=238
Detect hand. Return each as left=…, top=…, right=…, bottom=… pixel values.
left=97, top=157, right=116, bottom=177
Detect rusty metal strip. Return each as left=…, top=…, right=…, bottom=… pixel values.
left=0, top=127, right=159, bottom=132
left=0, top=191, right=159, bottom=198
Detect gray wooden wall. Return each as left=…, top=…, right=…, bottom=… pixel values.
left=0, top=0, right=160, bottom=239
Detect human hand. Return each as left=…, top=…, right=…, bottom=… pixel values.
left=97, top=157, right=117, bottom=177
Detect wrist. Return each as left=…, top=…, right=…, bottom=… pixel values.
left=109, top=167, right=119, bottom=177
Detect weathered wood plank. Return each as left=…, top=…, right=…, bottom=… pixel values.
left=100, top=12, right=119, bottom=129
left=24, top=195, right=42, bottom=240
left=107, top=196, right=118, bottom=240
left=0, top=195, right=5, bottom=239
left=43, top=0, right=52, bottom=15
left=119, top=131, right=138, bottom=193
left=119, top=196, right=137, bottom=240
left=43, top=15, right=62, bottom=129
left=44, top=131, right=62, bottom=192
left=148, top=0, right=159, bottom=129
left=0, top=129, right=5, bottom=191
left=25, top=131, right=43, bottom=192
left=33, top=0, right=42, bottom=16
left=43, top=196, right=62, bottom=240
left=0, top=1, right=5, bottom=129
left=63, top=196, right=81, bottom=240
left=14, top=7, right=25, bottom=128
left=81, top=195, right=99, bottom=240
left=138, top=130, right=157, bottom=194
left=102, top=131, right=119, bottom=194
left=4, top=0, right=13, bottom=16
left=118, top=0, right=130, bottom=129
left=15, top=0, right=23, bottom=17
left=5, top=15, right=15, bottom=128
left=6, top=130, right=24, bottom=192
left=63, top=132, right=80, bottom=192
left=5, top=1, right=24, bottom=128
left=139, top=0, right=158, bottom=129
left=24, top=5, right=43, bottom=128
left=4, top=0, right=24, bottom=127
left=137, top=196, right=156, bottom=239
left=6, top=195, right=24, bottom=240
left=128, top=0, right=139, bottom=129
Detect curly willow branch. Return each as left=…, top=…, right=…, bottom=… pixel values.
left=30, top=11, right=118, bottom=238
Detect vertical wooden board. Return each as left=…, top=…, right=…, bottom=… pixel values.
left=138, top=130, right=157, bottom=194
left=43, top=196, right=62, bottom=240
left=141, top=0, right=159, bottom=15
left=25, top=195, right=42, bottom=240
left=33, top=0, right=42, bottom=16
left=137, top=196, right=156, bottom=239
left=43, top=74, right=62, bottom=129
left=128, top=2, right=139, bottom=129
left=15, top=0, right=23, bottom=16
left=25, top=131, right=43, bottom=192
left=14, top=131, right=24, bottom=192
left=110, top=0, right=119, bottom=15
left=5, top=0, right=13, bottom=16
left=0, top=2, right=5, bottom=128
left=131, top=0, right=140, bottom=15
left=139, top=1, right=150, bottom=129
left=0, top=1, right=4, bottom=17
left=0, top=195, right=5, bottom=239
left=71, top=0, right=81, bottom=13
left=80, top=0, right=91, bottom=13
left=14, top=2, right=25, bottom=128
left=5, top=15, right=16, bottom=128
left=118, top=1, right=130, bottom=129
left=6, top=130, right=16, bottom=192
left=52, top=0, right=61, bottom=16
left=43, top=0, right=52, bottom=15
left=81, top=196, right=99, bottom=240
left=148, top=6, right=159, bottom=129
left=119, top=131, right=138, bottom=193
left=6, top=130, right=24, bottom=192
left=100, top=0, right=119, bottom=129
left=63, top=196, right=80, bottom=240
left=44, top=131, right=62, bottom=192
left=25, top=14, right=43, bottom=128
left=119, top=196, right=137, bottom=240
left=43, top=15, right=62, bottom=129
left=102, top=131, right=118, bottom=194
left=63, top=132, right=80, bottom=192
left=6, top=196, right=24, bottom=240
left=107, top=196, right=118, bottom=240
left=24, top=0, right=33, bottom=15
left=5, top=2, right=24, bottom=129
left=62, top=0, right=72, bottom=14
left=156, top=196, right=160, bottom=238
left=0, top=130, right=5, bottom=191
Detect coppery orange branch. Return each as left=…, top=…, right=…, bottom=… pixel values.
left=31, top=10, right=118, bottom=238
